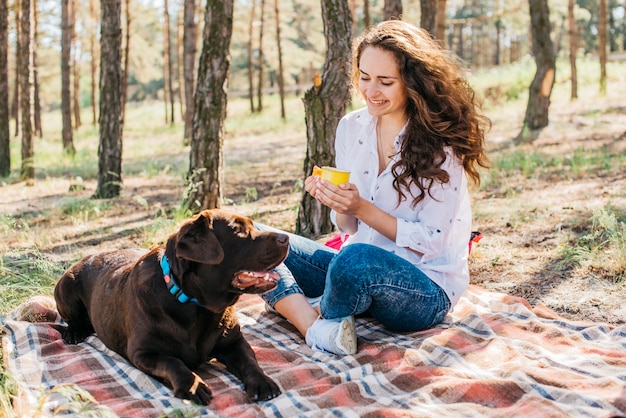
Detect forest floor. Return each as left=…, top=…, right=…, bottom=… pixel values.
left=1, top=92, right=625, bottom=326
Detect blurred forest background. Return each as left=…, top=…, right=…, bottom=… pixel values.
left=1, top=0, right=624, bottom=230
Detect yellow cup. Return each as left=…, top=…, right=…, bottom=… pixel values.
left=315, top=166, right=350, bottom=186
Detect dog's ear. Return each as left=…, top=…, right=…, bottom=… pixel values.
left=175, top=213, right=225, bottom=265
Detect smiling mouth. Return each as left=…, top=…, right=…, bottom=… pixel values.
left=231, top=270, right=280, bottom=293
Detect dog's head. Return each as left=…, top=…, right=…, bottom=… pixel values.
left=164, top=209, right=289, bottom=312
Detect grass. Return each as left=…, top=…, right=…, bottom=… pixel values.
left=1, top=57, right=626, bottom=415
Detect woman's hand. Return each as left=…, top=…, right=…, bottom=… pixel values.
left=313, top=179, right=362, bottom=216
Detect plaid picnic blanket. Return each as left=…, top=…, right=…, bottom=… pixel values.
left=2, top=286, right=625, bottom=417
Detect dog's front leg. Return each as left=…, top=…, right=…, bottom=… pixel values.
left=214, top=333, right=281, bottom=401
left=131, top=351, right=212, bottom=405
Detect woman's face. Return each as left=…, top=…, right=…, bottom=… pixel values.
left=358, top=46, right=408, bottom=121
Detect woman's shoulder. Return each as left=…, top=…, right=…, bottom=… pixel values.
left=340, top=106, right=372, bottom=126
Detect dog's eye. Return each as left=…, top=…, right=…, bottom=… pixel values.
left=231, top=223, right=247, bottom=237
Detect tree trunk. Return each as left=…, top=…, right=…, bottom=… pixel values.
left=0, top=0, right=9, bottom=177
left=61, top=0, right=74, bottom=154
left=420, top=0, right=436, bottom=37
left=383, top=0, right=402, bottom=20
left=11, top=0, right=19, bottom=135
left=90, top=0, right=98, bottom=125
left=184, top=0, right=233, bottom=213
left=435, top=0, right=447, bottom=41
left=274, top=0, right=285, bottom=119
left=296, top=0, right=352, bottom=237
left=598, top=0, right=607, bottom=95
left=516, top=0, right=555, bottom=144
left=32, top=0, right=41, bottom=137
left=247, top=0, right=256, bottom=113
left=95, top=0, right=123, bottom=199
left=363, top=0, right=370, bottom=28
left=164, top=0, right=174, bottom=124
left=568, top=0, right=578, bottom=100
left=182, top=0, right=196, bottom=142
left=121, top=0, right=130, bottom=125
left=256, top=0, right=265, bottom=112
left=19, top=0, right=33, bottom=180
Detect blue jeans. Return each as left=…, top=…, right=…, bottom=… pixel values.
left=257, top=224, right=451, bottom=332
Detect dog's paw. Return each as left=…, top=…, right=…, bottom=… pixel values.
left=61, top=326, right=91, bottom=345
left=175, top=372, right=212, bottom=406
left=244, top=375, right=281, bottom=402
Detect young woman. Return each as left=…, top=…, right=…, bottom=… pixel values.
left=260, top=20, right=490, bottom=355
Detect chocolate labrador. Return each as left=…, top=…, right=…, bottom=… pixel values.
left=54, top=209, right=289, bottom=405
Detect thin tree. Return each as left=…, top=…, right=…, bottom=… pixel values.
left=11, top=0, right=19, bottom=136
left=163, top=0, right=174, bottom=124
left=296, top=0, right=352, bottom=236
left=256, top=0, right=265, bottom=112
left=121, top=0, right=130, bottom=125
left=598, top=0, right=607, bottom=95
left=0, top=0, right=9, bottom=177
left=32, top=0, right=41, bottom=137
left=420, top=0, right=437, bottom=37
left=363, top=0, right=370, bottom=28
left=90, top=0, right=98, bottom=125
left=184, top=0, right=234, bottom=213
left=383, top=0, right=402, bottom=20
left=182, top=0, right=196, bottom=141
left=95, top=0, right=123, bottom=199
left=435, top=0, right=446, bottom=41
left=515, top=0, right=555, bottom=144
left=247, top=0, right=256, bottom=113
left=568, top=0, right=578, bottom=100
left=61, top=0, right=75, bottom=154
left=273, top=0, right=285, bottom=119
left=19, top=0, right=33, bottom=180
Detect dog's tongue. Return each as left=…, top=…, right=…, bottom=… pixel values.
left=232, top=271, right=280, bottom=294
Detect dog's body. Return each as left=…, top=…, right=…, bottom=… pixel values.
left=54, top=209, right=289, bottom=405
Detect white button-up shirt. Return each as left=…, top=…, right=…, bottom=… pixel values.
left=332, top=107, right=471, bottom=306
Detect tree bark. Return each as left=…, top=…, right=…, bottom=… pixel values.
left=420, top=0, right=436, bottom=37
left=10, top=0, right=19, bottom=135
left=296, top=0, right=352, bottom=237
left=274, top=0, right=285, bottom=119
left=95, top=0, right=123, bottom=199
left=61, top=0, right=74, bottom=154
left=19, top=0, right=33, bottom=180
left=516, top=0, right=555, bottom=144
left=435, top=0, right=447, bottom=41
left=184, top=0, right=233, bottom=213
left=383, top=0, right=402, bottom=20
left=32, top=0, right=41, bottom=137
left=568, top=0, right=578, bottom=100
left=0, top=0, right=9, bottom=177
left=182, top=0, right=196, bottom=142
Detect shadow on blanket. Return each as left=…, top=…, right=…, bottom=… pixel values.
left=2, top=286, right=625, bottom=417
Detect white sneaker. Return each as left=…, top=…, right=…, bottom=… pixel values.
left=305, top=316, right=357, bottom=355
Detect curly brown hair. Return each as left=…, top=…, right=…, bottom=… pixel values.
left=352, top=20, right=490, bottom=207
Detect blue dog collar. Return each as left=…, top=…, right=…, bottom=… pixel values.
left=160, top=255, right=200, bottom=305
